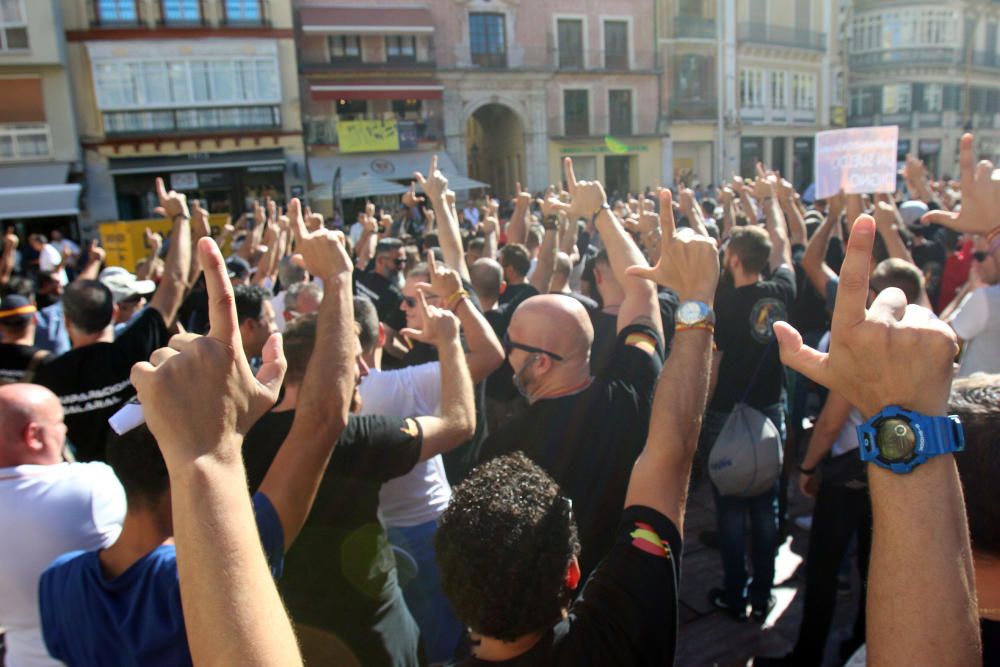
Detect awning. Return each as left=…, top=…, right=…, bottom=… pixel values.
left=300, top=7, right=435, bottom=34
left=309, top=151, right=488, bottom=200
left=340, top=174, right=410, bottom=199
left=310, top=81, right=443, bottom=102
left=108, top=149, right=285, bottom=175
left=0, top=163, right=70, bottom=188
left=0, top=184, right=81, bottom=220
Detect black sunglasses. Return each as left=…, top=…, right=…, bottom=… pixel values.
left=403, top=293, right=438, bottom=307
left=974, top=251, right=989, bottom=262
left=502, top=331, right=564, bottom=361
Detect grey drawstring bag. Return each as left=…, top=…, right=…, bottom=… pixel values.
left=708, top=341, right=783, bottom=497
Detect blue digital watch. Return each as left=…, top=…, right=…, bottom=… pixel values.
left=856, top=406, right=964, bottom=474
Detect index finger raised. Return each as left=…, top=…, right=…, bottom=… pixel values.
left=563, top=157, right=577, bottom=193
left=198, top=237, right=240, bottom=345
left=831, top=215, right=876, bottom=332
left=155, top=177, right=168, bottom=202
left=959, top=133, right=974, bottom=192
left=658, top=188, right=677, bottom=238
left=426, top=248, right=437, bottom=274
left=288, top=198, right=307, bottom=240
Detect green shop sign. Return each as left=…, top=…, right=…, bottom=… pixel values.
left=560, top=137, right=650, bottom=155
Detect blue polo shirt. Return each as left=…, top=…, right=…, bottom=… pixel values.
left=38, top=492, right=284, bottom=667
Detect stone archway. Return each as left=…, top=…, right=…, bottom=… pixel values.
left=466, top=103, right=525, bottom=197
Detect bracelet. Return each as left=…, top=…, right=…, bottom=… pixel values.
left=591, top=202, right=611, bottom=225
left=986, top=225, right=1000, bottom=244
left=445, top=289, right=469, bottom=311
left=543, top=214, right=559, bottom=230
left=799, top=464, right=817, bottom=475
left=675, top=322, right=715, bottom=335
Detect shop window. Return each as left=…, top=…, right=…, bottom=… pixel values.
left=0, top=0, right=27, bottom=50
left=563, top=89, right=589, bottom=136
left=329, top=36, right=361, bottom=61
left=386, top=35, right=417, bottom=61
left=470, top=13, right=506, bottom=68
left=603, top=20, right=628, bottom=69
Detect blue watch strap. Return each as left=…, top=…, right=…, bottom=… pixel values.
left=857, top=406, right=964, bottom=474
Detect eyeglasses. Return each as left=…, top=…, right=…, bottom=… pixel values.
left=502, top=331, right=564, bottom=361
left=403, top=293, right=439, bottom=307
left=393, top=257, right=407, bottom=267
left=974, top=251, right=989, bottom=263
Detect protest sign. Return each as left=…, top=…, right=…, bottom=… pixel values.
left=814, top=126, right=898, bottom=199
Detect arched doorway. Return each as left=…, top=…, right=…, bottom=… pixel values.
left=466, top=104, right=525, bottom=197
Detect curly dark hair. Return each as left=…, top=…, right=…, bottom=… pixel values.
left=950, top=374, right=1000, bottom=557
left=436, top=452, right=580, bottom=641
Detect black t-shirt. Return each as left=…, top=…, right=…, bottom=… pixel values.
left=911, top=239, right=947, bottom=305
left=242, top=410, right=424, bottom=667
left=479, top=323, right=663, bottom=578
left=710, top=266, right=796, bottom=413
left=0, top=343, right=48, bottom=384
left=790, top=244, right=830, bottom=334
left=984, top=618, right=999, bottom=667
left=453, top=506, right=681, bottom=667
left=355, top=269, right=407, bottom=332
left=590, top=290, right=677, bottom=379
left=498, top=282, right=539, bottom=307
left=34, top=308, right=170, bottom=461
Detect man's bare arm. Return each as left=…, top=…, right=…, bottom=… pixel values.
left=623, top=200, right=720, bottom=529
left=415, top=156, right=470, bottom=281
left=529, top=197, right=561, bottom=293
left=802, top=194, right=842, bottom=297
left=148, top=178, right=192, bottom=327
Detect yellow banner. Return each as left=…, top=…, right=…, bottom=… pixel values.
left=338, top=119, right=400, bottom=153
left=98, top=214, right=233, bottom=273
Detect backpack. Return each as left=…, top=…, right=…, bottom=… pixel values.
left=708, top=340, right=783, bottom=497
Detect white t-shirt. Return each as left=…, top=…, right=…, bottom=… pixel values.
left=359, top=363, right=452, bottom=528
left=38, top=244, right=67, bottom=286
left=0, top=462, right=126, bottom=667
left=950, top=284, right=1000, bottom=378
left=51, top=238, right=80, bottom=258
left=271, top=291, right=288, bottom=333
left=818, top=332, right=863, bottom=456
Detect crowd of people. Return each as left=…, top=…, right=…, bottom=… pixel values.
left=0, top=131, right=997, bottom=667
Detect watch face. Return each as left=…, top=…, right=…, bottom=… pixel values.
left=876, top=418, right=918, bottom=462
left=678, top=301, right=704, bottom=325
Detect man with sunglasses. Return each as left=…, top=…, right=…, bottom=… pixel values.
left=356, top=238, right=408, bottom=335
left=478, top=159, right=665, bottom=580
left=946, top=239, right=1000, bottom=378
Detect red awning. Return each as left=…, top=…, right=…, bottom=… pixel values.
left=299, top=7, right=434, bottom=34
left=311, top=81, right=443, bottom=101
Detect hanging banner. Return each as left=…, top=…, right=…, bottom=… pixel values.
left=814, top=126, right=898, bottom=199
left=338, top=119, right=400, bottom=153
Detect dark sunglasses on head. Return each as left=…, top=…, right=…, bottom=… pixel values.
left=501, top=331, right=564, bottom=361
left=974, top=251, right=989, bottom=262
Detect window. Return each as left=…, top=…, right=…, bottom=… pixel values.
left=749, top=0, right=767, bottom=24
left=329, top=36, right=361, bottom=60
left=792, top=72, right=816, bottom=110
left=795, top=0, right=810, bottom=31
left=850, top=8, right=960, bottom=53
left=673, top=54, right=713, bottom=101
left=849, top=87, right=876, bottom=116
left=0, top=0, right=26, bottom=49
left=224, top=0, right=261, bottom=23
left=469, top=13, right=506, bottom=68
left=609, top=90, right=632, bottom=135
left=0, top=124, right=50, bottom=160
left=740, top=68, right=765, bottom=108
left=882, top=83, right=911, bottom=114
left=678, top=0, right=704, bottom=17
left=336, top=99, right=367, bottom=119
left=603, top=20, right=628, bottom=69
left=392, top=99, right=421, bottom=118
left=563, top=89, right=589, bottom=136
left=557, top=19, right=584, bottom=69
left=93, top=57, right=280, bottom=110
left=97, top=0, right=138, bottom=23
left=771, top=71, right=786, bottom=109
left=386, top=36, right=416, bottom=61
left=162, top=0, right=200, bottom=23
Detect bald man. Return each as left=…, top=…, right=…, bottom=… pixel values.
left=0, top=384, right=125, bottom=667
left=478, top=174, right=665, bottom=579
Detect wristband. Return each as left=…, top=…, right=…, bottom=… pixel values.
left=445, top=289, right=469, bottom=311
left=675, top=322, right=715, bottom=335
left=543, top=215, right=559, bottom=231
left=591, top=202, right=611, bottom=225
left=799, top=464, right=817, bottom=476
left=986, top=225, right=1000, bottom=244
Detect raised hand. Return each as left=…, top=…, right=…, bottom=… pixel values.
left=563, top=157, right=607, bottom=220
left=191, top=200, right=211, bottom=239
left=419, top=250, right=463, bottom=302
left=480, top=215, right=498, bottom=236
left=304, top=206, right=324, bottom=232
left=154, top=177, right=190, bottom=220
left=88, top=238, right=106, bottom=264
left=422, top=206, right=435, bottom=227
left=539, top=186, right=570, bottom=218
left=922, top=133, right=1000, bottom=236
left=625, top=189, right=719, bottom=303
left=144, top=227, right=163, bottom=249
left=399, top=288, right=460, bottom=347
left=130, top=238, right=287, bottom=468
left=414, top=154, right=449, bottom=202
left=4, top=228, right=18, bottom=250
left=403, top=182, right=425, bottom=208
left=774, top=215, right=958, bottom=418
left=288, top=198, right=351, bottom=280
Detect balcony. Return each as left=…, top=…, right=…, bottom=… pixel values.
left=849, top=48, right=962, bottom=69
left=669, top=98, right=718, bottom=120
left=300, top=58, right=437, bottom=73
left=847, top=111, right=960, bottom=130
left=548, top=114, right=655, bottom=139
left=102, top=105, right=281, bottom=137
left=972, top=51, right=1000, bottom=69
left=0, top=124, right=51, bottom=161
left=673, top=18, right=716, bottom=40
left=551, top=48, right=657, bottom=72
left=304, top=117, right=443, bottom=147
left=738, top=23, right=826, bottom=51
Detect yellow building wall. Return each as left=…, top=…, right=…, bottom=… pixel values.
left=547, top=138, right=663, bottom=194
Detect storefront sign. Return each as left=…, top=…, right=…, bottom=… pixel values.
left=171, top=172, right=198, bottom=191
left=560, top=143, right=649, bottom=155
left=815, top=126, right=898, bottom=199
left=99, top=214, right=233, bottom=272
left=398, top=121, right=418, bottom=150
left=338, top=119, right=400, bottom=154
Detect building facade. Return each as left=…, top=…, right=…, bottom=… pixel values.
left=847, top=0, right=1000, bottom=177
left=0, top=0, right=83, bottom=236
left=660, top=0, right=842, bottom=191
left=62, top=0, right=306, bottom=233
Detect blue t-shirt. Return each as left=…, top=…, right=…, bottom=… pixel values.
left=39, top=492, right=284, bottom=667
